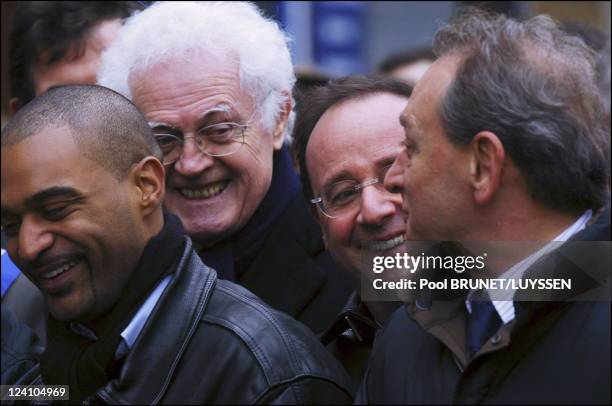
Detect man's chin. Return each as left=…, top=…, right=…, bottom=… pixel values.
left=48, top=305, right=89, bottom=323
left=187, top=222, right=243, bottom=249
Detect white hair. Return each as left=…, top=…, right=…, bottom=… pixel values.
left=98, top=1, right=295, bottom=139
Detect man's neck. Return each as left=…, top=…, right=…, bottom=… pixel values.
left=462, top=202, right=583, bottom=278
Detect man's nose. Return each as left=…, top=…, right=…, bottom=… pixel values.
left=357, top=184, right=401, bottom=226
left=17, top=215, right=54, bottom=263
left=173, top=137, right=215, bottom=176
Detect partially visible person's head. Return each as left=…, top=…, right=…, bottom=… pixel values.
left=1, top=85, right=165, bottom=323
left=384, top=8, right=610, bottom=242
left=294, top=65, right=332, bottom=100
left=378, top=46, right=435, bottom=87
left=293, top=76, right=411, bottom=278
left=99, top=1, right=295, bottom=248
left=8, top=1, right=140, bottom=113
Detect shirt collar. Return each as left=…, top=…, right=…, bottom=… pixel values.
left=70, top=274, right=173, bottom=361
left=466, top=210, right=592, bottom=324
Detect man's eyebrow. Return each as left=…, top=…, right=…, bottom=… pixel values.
left=24, top=186, right=83, bottom=208
left=196, top=104, right=237, bottom=125
left=322, top=169, right=354, bottom=191
left=148, top=104, right=237, bottom=133
left=378, top=155, right=399, bottom=168
left=320, top=155, right=397, bottom=193
left=148, top=121, right=180, bottom=132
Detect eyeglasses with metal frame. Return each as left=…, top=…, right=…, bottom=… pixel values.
left=311, top=164, right=397, bottom=219
left=153, top=121, right=249, bottom=165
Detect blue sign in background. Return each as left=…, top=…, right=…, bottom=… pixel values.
left=312, top=2, right=366, bottom=77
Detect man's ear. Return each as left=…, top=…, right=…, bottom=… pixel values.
left=272, top=92, right=292, bottom=150
left=9, top=98, right=22, bottom=115
left=130, top=156, right=166, bottom=216
left=468, top=131, right=505, bottom=205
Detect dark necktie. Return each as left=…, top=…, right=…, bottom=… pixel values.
left=467, top=299, right=502, bottom=356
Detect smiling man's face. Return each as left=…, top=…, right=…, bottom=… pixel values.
left=130, top=54, right=284, bottom=248
left=306, top=93, right=408, bottom=279
left=1, top=126, right=144, bottom=322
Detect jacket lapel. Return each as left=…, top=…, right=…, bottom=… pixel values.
left=95, top=238, right=217, bottom=404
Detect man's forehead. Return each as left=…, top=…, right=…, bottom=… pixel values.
left=2, top=127, right=94, bottom=195
left=399, top=55, right=460, bottom=131
left=414, top=54, right=460, bottom=100
left=307, top=98, right=405, bottom=190
left=2, top=123, right=73, bottom=150
left=3, top=125, right=64, bottom=164
left=197, top=104, right=239, bottom=120
left=131, top=49, right=241, bottom=87
left=129, top=56, right=253, bottom=124
left=148, top=103, right=236, bottom=128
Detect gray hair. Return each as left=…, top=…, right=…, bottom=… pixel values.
left=98, top=1, right=296, bottom=140
left=597, top=38, right=611, bottom=115
left=433, top=8, right=610, bottom=213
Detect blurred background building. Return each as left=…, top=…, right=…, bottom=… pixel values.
left=2, top=1, right=610, bottom=123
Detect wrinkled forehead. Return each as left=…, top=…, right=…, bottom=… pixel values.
left=128, top=54, right=257, bottom=123
left=128, top=48, right=241, bottom=92
left=146, top=103, right=237, bottom=127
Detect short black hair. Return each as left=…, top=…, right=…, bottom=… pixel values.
left=9, top=1, right=141, bottom=106
left=293, top=76, right=413, bottom=201
left=2, top=84, right=162, bottom=180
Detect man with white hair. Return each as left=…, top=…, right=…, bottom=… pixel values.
left=99, top=1, right=352, bottom=334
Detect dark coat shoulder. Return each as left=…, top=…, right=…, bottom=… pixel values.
left=96, top=239, right=353, bottom=404
left=240, top=191, right=353, bottom=333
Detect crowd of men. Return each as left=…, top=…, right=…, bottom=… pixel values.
left=1, top=1, right=610, bottom=404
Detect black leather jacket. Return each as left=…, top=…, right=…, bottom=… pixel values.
left=75, top=238, right=353, bottom=404
left=1, top=307, right=43, bottom=387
